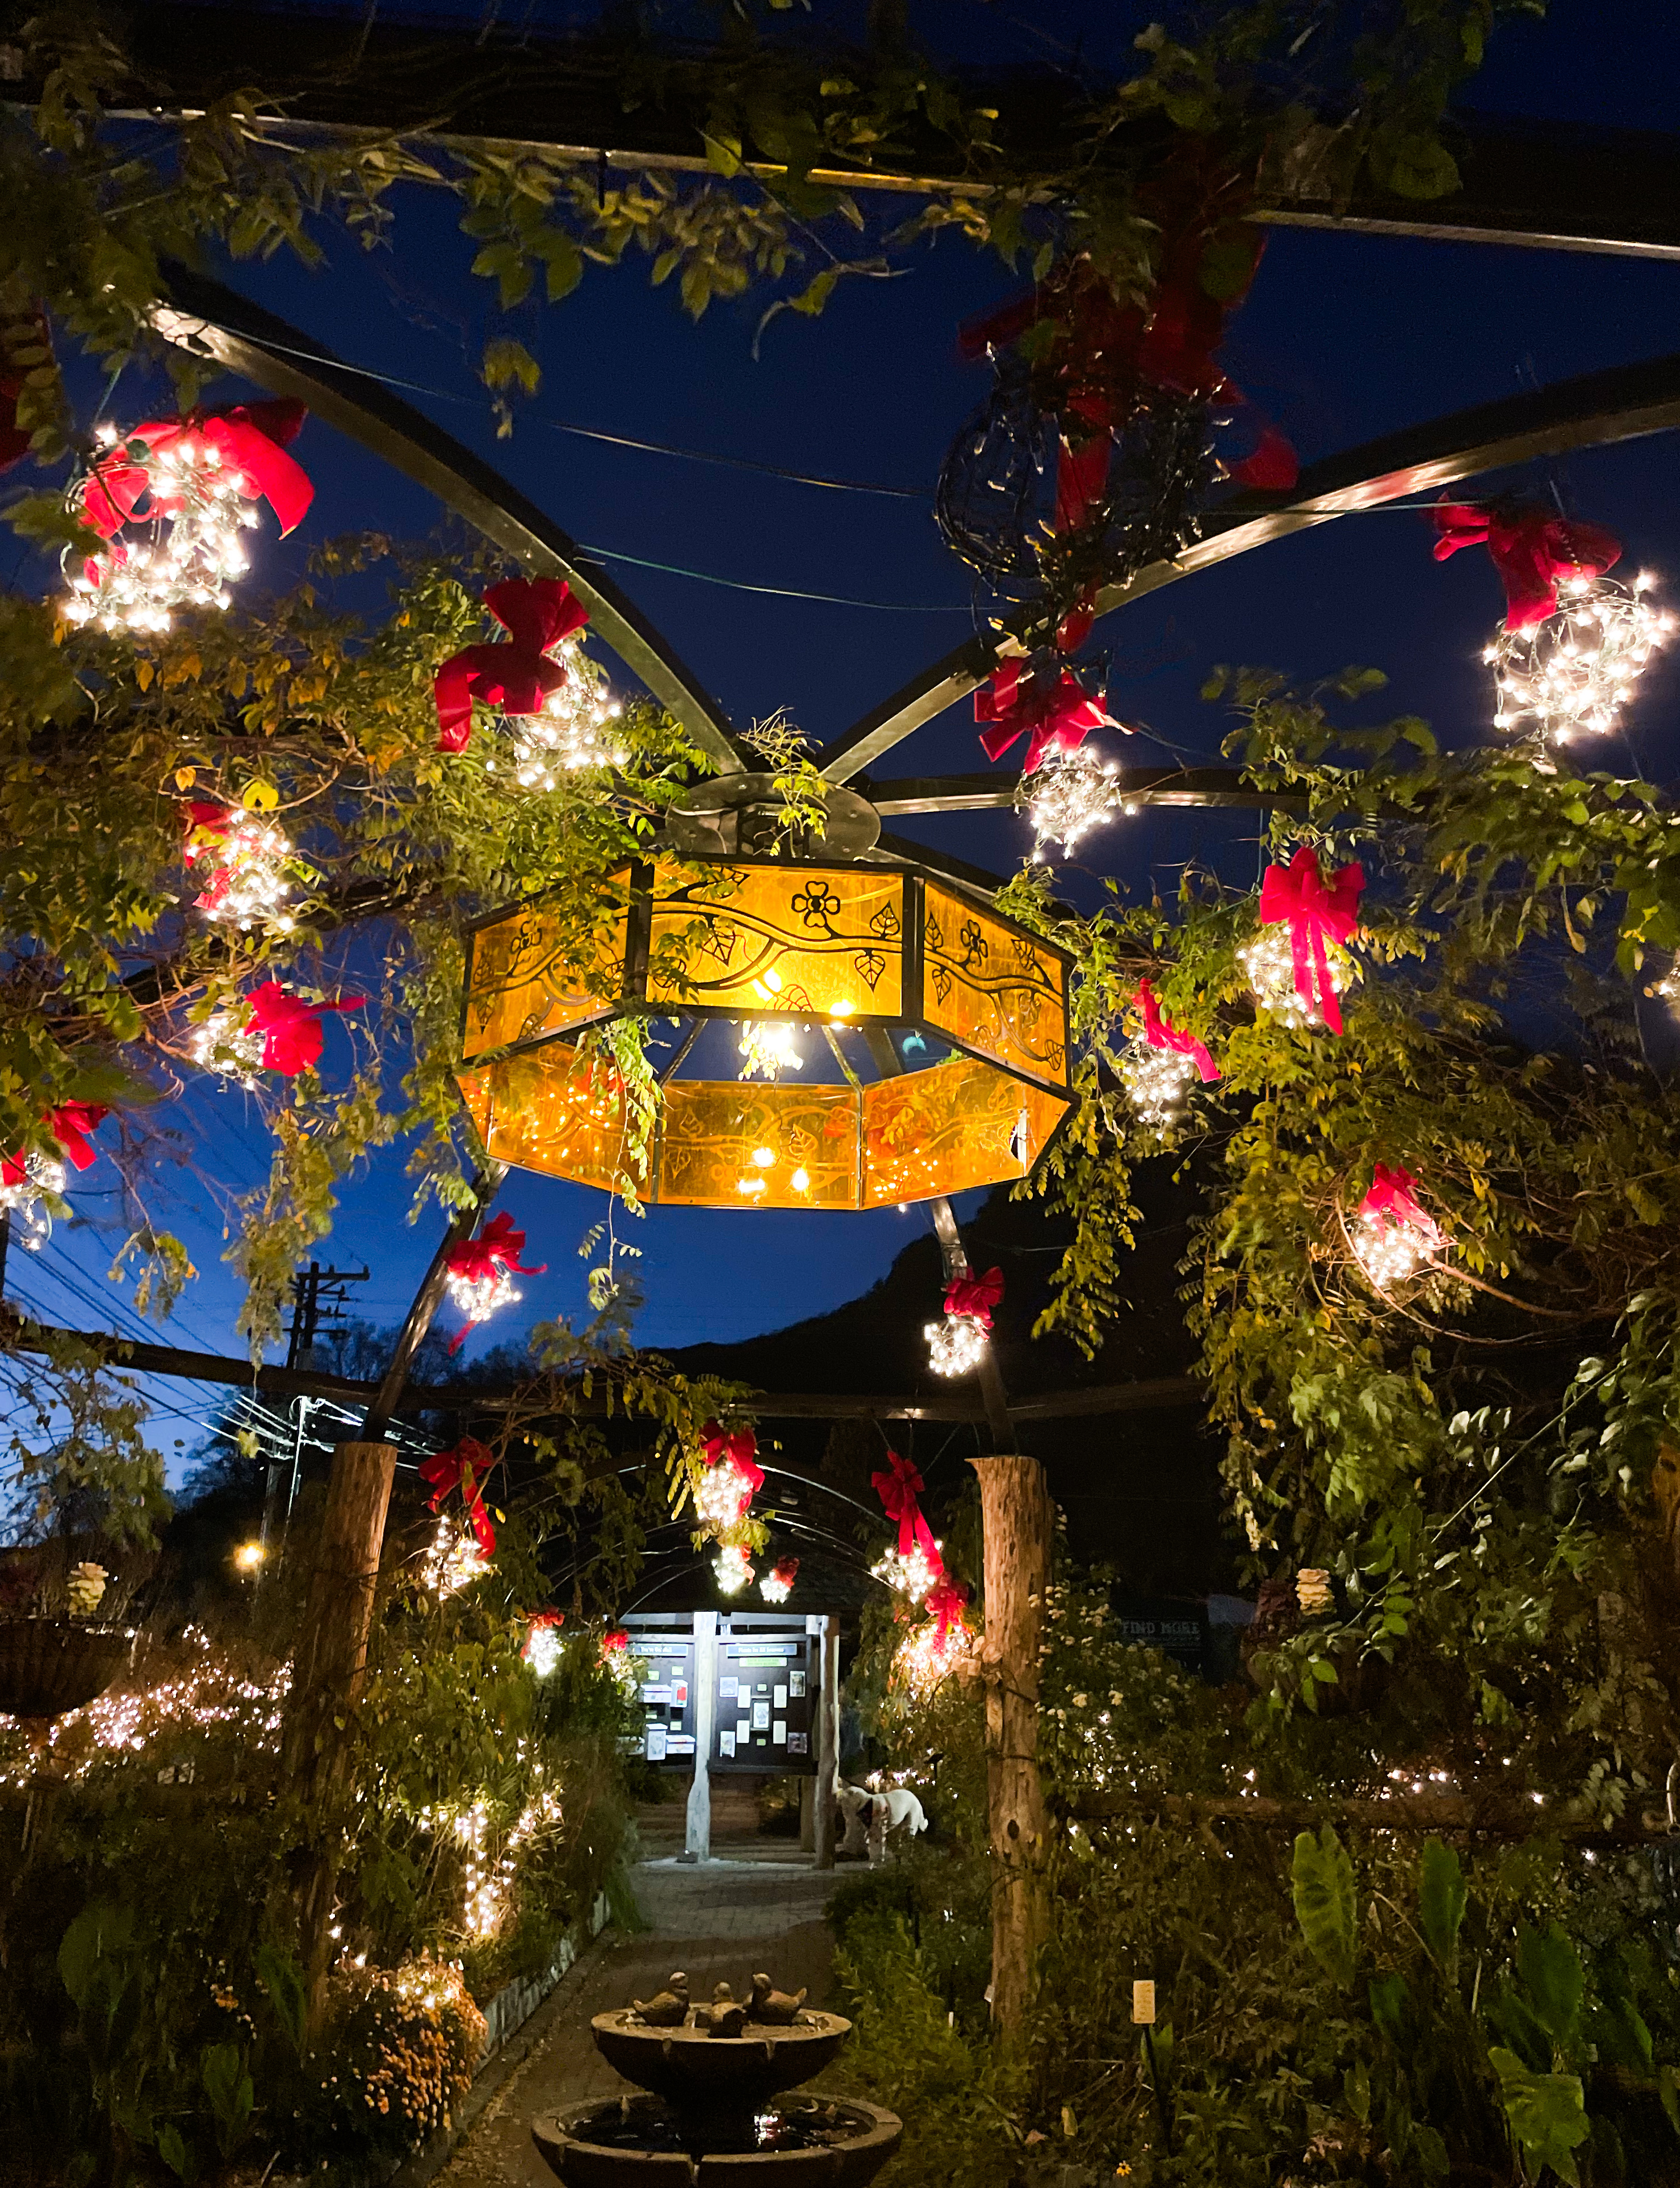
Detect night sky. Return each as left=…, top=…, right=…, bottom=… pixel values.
left=10, top=0, right=1680, bottom=1477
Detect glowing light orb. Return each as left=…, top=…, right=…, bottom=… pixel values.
left=696, top=1458, right=759, bottom=1532
left=190, top=815, right=296, bottom=933
left=925, top=1311, right=988, bottom=1378
left=507, top=641, right=625, bottom=787
left=1119, top=1040, right=1200, bottom=1129
left=1020, top=744, right=1123, bottom=857
left=1352, top=1208, right=1441, bottom=1289
left=443, top=1265, right=521, bottom=1332
left=738, top=1020, right=803, bottom=1082
left=233, top=1541, right=264, bottom=1574
left=0, top=1150, right=66, bottom=1251
left=760, top=1557, right=798, bottom=1606
left=523, top=1619, right=564, bottom=1677
left=713, top=1543, right=754, bottom=1595
left=894, top=1617, right=974, bottom=1696
left=421, top=1515, right=492, bottom=1598
left=188, top=1008, right=263, bottom=1086
left=61, top=429, right=259, bottom=635
left=1240, top=930, right=1351, bottom=1030
left=872, top=1540, right=944, bottom=1604
left=1487, top=573, right=1674, bottom=744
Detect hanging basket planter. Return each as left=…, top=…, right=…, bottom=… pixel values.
left=0, top=1618, right=135, bottom=1719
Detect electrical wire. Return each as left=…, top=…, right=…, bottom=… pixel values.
left=570, top=541, right=971, bottom=614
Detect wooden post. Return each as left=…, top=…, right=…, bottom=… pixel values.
left=815, top=1614, right=837, bottom=1871
left=971, top=1453, right=1053, bottom=2049
left=686, top=1612, right=717, bottom=1860
left=284, top=1439, right=397, bottom=2011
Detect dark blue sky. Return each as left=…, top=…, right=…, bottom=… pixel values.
left=12, top=0, right=1680, bottom=1465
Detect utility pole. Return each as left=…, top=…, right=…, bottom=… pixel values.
left=259, top=1264, right=368, bottom=1570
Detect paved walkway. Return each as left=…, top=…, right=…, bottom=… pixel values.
left=439, top=1804, right=840, bottom=2188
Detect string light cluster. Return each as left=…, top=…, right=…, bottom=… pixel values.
left=696, top=1455, right=759, bottom=1532
left=187, top=1007, right=263, bottom=1087
left=713, top=1543, right=755, bottom=1595
left=191, top=815, right=296, bottom=933
left=1240, top=931, right=1350, bottom=1030
left=871, top=1540, right=944, bottom=1604
left=61, top=427, right=259, bottom=634
left=424, top=1766, right=564, bottom=1939
left=0, top=1150, right=66, bottom=1251
left=523, top=1616, right=565, bottom=1678
left=420, top=1516, right=492, bottom=1599
left=504, top=643, right=626, bottom=788
left=1119, top=1041, right=1199, bottom=1129
left=1487, top=573, right=1674, bottom=743
left=442, top=1263, right=521, bottom=1337
left=738, top=1020, right=803, bottom=1081
left=894, top=1616, right=974, bottom=1697
left=1352, top=1206, right=1439, bottom=1289
left=760, top=1556, right=799, bottom=1606
left=1019, top=745, right=1130, bottom=858
left=925, top=1312, right=988, bottom=1378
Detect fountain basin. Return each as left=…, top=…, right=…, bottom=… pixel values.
left=533, top=2094, right=903, bottom=2188
left=589, top=2011, right=851, bottom=2114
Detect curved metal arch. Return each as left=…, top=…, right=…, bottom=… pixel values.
left=817, top=348, right=1680, bottom=787
left=149, top=262, right=746, bottom=775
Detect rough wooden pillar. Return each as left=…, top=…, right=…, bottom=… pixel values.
left=971, top=1453, right=1053, bottom=2049
left=815, top=1615, right=838, bottom=1871
left=686, top=1612, right=717, bottom=1861
left=284, top=1440, right=397, bottom=2013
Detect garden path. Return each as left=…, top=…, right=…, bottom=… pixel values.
left=434, top=1785, right=838, bottom=2188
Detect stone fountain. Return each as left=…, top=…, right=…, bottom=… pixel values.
left=532, top=1971, right=902, bottom=2188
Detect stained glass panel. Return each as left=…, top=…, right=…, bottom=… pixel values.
left=462, top=871, right=630, bottom=1062
left=647, top=861, right=906, bottom=1022
left=656, top=1080, right=860, bottom=1209
left=862, top=1056, right=1069, bottom=1208
left=455, top=1044, right=637, bottom=1197
left=920, top=884, right=1069, bottom=1091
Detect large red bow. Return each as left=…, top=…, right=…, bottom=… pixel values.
left=1432, top=503, right=1623, bottom=634
left=447, top=1210, right=547, bottom=1287
left=434, top=579, right=589, bottom=753
left=602, top=1628, right=630, bottom=1654
left=1, top=1101, right=110, bottom=1187
left=182, top=800, right=233, bottom=848
left=942, top=1266, right=1004, bottom=1328
left=420, top=1437, right=498, bottom=1556
left=975, top=661, right=1109, bottom=772
left=926, top=1575, right=970, bottom=1648
left=81, top=400, right=312, bottom=540
left=872, top=1451, right=941, bottom=1567
left=244, top=983, right=365, bottom=1076
left=1360, top=1162, right=1444, bottom=1252
left=1256, top=848, right=1364, bottom=1037
left=1136, top=979, right=1220, bottom=1083
left=698, top=1419, right=765, bottom=1503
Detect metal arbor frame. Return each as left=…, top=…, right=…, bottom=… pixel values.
left=146, top=265, right=1680, bottom=1443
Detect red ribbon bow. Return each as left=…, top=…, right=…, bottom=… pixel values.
left=926, top=1576, right=970, bottom=1647
left=942, top=1267, right=1004, bottom=1329
left=447, top=1211, right=546, bottom=1287
left=81, top=400, right=312, bottom=541
left=698, top=1419, right=765, bottom=1506
left=1360, top=1163, right=1444, bottom=1252
left=528, top=1608, right=565, bottom=1632
left=602, top=1628, right=630, bottom=1654
left=1256, top=848, right=1364, bottom=1037
left=1432, top=502, right=1623, bottom=634
left=181, top=800, right=233, bottom=848
left=975, top=661, right=1111, bottom=772
left=1, top=1101, right=110, bottom=1187
left=771, top=1556, right=800, bottom=1588
left=434, top=579, right=590, bottom=753
left=420, top=1437, right=498, bottom=1556
left=1136, top=979, right=1220, bottom=1083
left=871, top=1451, right=942, bottom=1569
left=244, top=983, right=365, bottom=1076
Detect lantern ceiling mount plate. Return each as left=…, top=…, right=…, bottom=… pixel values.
left=664, top=772, right=881, bottom=862
left=456, top=852, right=1074, bottom=1211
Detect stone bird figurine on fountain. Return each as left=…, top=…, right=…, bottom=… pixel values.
left=630, top=1973, right=689, bottom=2026
left=696, top=1981, right=748, bottom=2038
left=749, top=1973, right=808, bottom=2024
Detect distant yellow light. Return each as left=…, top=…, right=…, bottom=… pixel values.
left=790, top=1168, right=811, bottom=1193
left=751, top=1146, right=775, bottom=1168
left=234, top=1540, right=264, bottom=1573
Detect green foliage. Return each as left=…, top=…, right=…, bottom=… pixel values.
left=1291, top=1826, right=1356, bottom=1988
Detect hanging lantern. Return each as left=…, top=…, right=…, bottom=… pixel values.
left=1351, top=1163, right=1446, bottom=1289
left=183, top=800, right=296, bottom=933
left=760, top=1555, right=799, bottom=1606
left=1242, top=849, right=1363, bottom=1034
left=61, top=403, right=311, bottom=636
left=443, top=1213, right=545, bottom=1352
left=870, top=1451, right=945, bottom=1602
left=925, top=1265, right=1002, bottom=1378
left=1485, top=573, right=1672, bottom=743
left=523, top=1609, right=565, bottom=1676
left=1020, top=743, right=1127, bottom=858
left=457, top=853, right=1073, bottom=1210
left=713, top=1543, right=755, bottom=1595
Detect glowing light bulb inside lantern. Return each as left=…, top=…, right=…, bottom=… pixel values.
left=1018, top=744, right=1121, bottom=857
left=1240, top=929, right=1351, bottom=1030
left=760, top=1557, right=798, bottom=1606
left=1487, top=573, right=1673, bottom=743
left=871, top=1539, right=944, bottom=1604
left=713, top=1543, right=754, bottom=1595
left=191, top=815, right=296, bottom=933
left=925, top=1311, right=988, bottom=1378
left=1120, top=1041, right=1199, bottom=1129
left=738, top=1018, right=802, bottom=1081
left=444, top=1264, right=521, bottom=1331
left=188, top=1007, right=263, bottom=1086
left=0, top=1150, right=66, bottom=1252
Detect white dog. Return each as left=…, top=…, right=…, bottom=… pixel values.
left=845, top=1783, right=928, bottom=1864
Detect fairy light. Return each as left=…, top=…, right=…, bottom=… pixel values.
left=925, top=1312, right=988, bottom=1378
left=1240, top=930, right=1350, bottom=1030
left=1119, top=1041, right=1199, bottom=1129
left=0, top=1151, right=66, bottom=1251
left=1352, top=1206, right=1440, bottom=1289
left=188, top=1007, right=263, bottom=1086
left=190, top=816, right=296, bottom=933
left=738, top=1020, right=803, bottom=1081
left=420, top=1516, right=492, bottom=1598
left=442, top=1265, right=520, bottom=1334
left=423, top=1776, right=564, bottom=1938
left=60, top=428, right=259, bottom=635
left=1019, top=744, right=1124, bottom=857
left=523, top=1619, right=564, bottom=1678
left=506, top=640, right=625, bottom=788
left=872, top=1540, right=944, bottom=1604
left=760, top=1557, right=798, bottom=1606
left=1486, top=572, right=1674, bottom=743
left=713, top=1544, right=754, bottom=1595
left=696, top=1458, right=759, bottom=1532
left=894, top=1617, right=973, bottom=1697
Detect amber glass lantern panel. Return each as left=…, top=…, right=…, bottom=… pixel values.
left=920, top=884, right=1069, bottom=1092
left=456, top=1044, right=637, bottom=1197
left=862, top=1056, right=1070, bottom=1208
left=647, top=861, right=906, bottom=1021
left=657, top=1080, right=861, bottom=1209
left=462, top=871, right=631, bottom=1063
